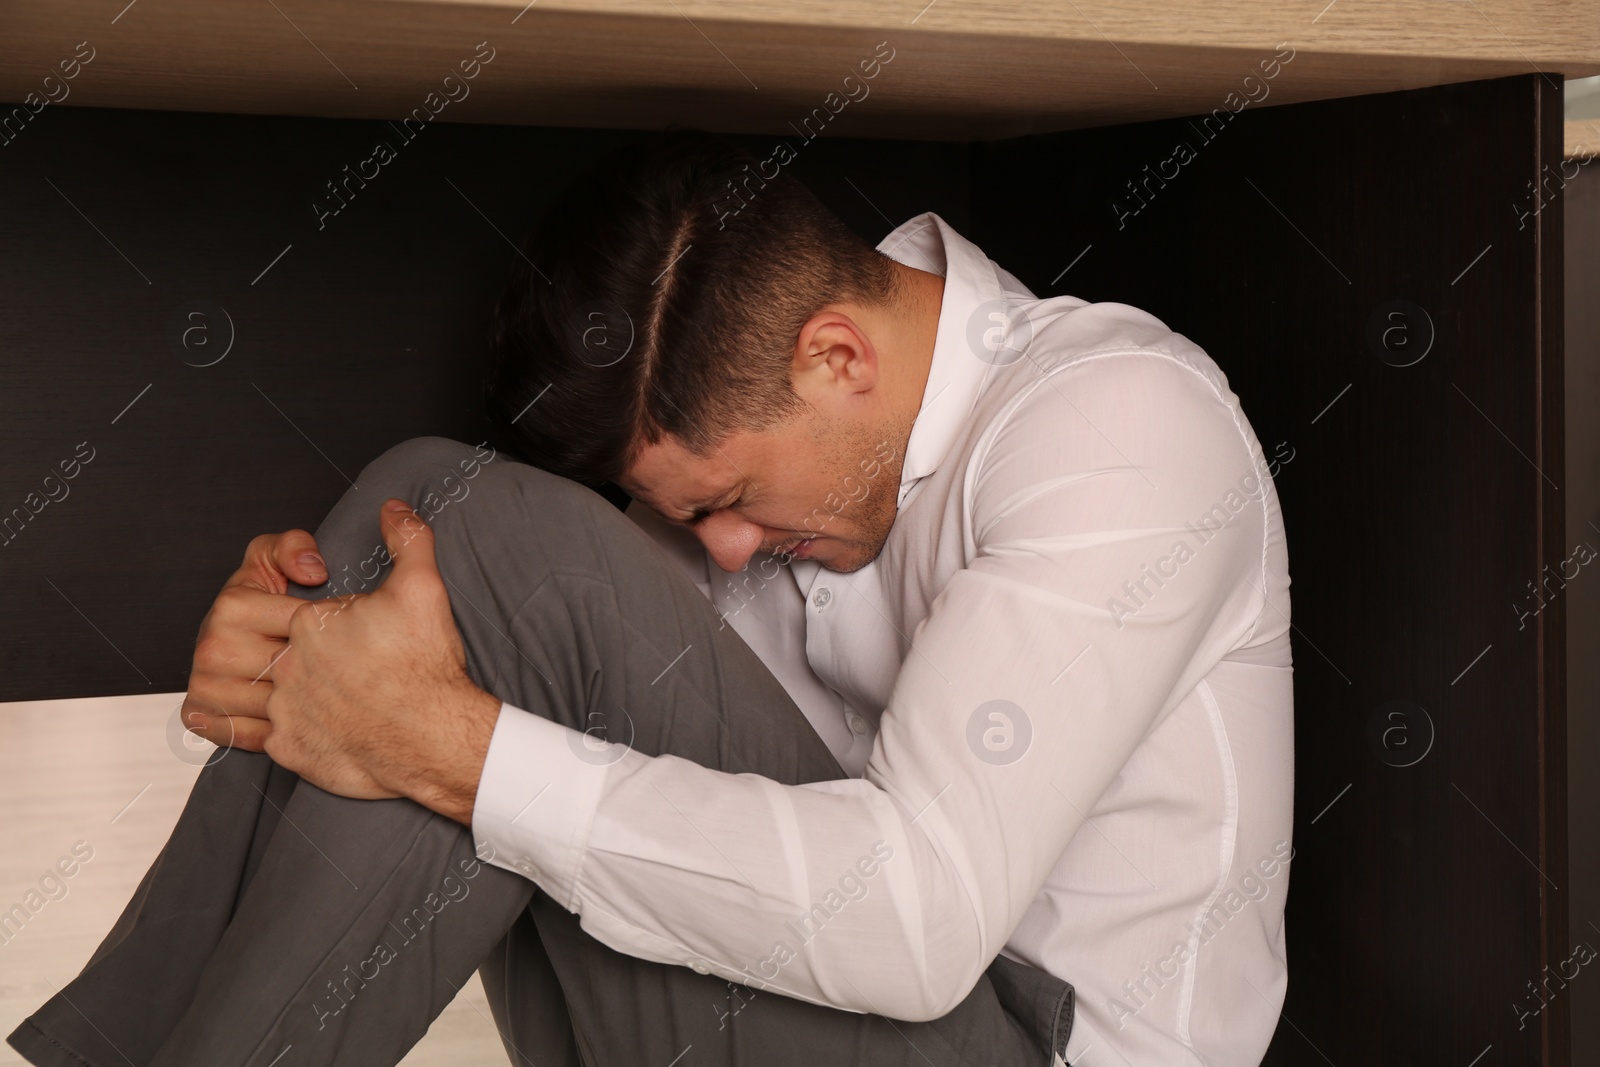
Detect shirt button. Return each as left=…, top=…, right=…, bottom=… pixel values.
left=691, top=960, right=711, bottom=975
left=847, top=712, right=869, bottom=735
left=813, top=587, right=832, bottom=608
left=514, top=858, right=539, bottom=878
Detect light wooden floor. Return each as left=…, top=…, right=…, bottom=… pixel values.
left=0, top=692, right=508, bottom=1066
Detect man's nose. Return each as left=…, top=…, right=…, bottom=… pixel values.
left=694, top=511, right=765, bottom=573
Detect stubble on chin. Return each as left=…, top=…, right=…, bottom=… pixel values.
left=813, top=410, right=909, bottom=574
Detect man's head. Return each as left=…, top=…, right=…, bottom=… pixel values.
left=485, top=128, right=943, bottom=574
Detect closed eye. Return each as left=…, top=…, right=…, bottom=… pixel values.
left=687, top=491, right=745, bottom=525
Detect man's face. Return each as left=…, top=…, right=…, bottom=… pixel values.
left=619, top=407, right=906, bottom=575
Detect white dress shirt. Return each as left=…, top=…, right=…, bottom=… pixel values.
left=472, top=211, right=1295, bottom=1066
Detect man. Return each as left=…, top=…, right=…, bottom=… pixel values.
left=9, top=128, right=1293, bottom=1066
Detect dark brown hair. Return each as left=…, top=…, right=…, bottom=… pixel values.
left=484, top=127, right=902, bottom=487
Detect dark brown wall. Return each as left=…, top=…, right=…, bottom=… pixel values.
left=0, top=107, right=969, bottom=701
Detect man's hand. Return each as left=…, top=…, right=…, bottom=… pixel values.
left=181, top=528, right=329, bottom=753
left=263, top=499, right=501, bottom=824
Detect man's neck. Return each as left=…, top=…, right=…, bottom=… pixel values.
left=888, top=262, right=946, bottom=431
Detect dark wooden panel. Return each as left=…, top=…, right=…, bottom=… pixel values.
left=0, top=106, right=969, bottom=702
left=970, top=73, right=1568, bottom=1064
left=1563, top=149, right=1600, bottom=1065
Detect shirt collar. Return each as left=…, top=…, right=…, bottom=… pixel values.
left=875, top=212, right=1017, bottom=508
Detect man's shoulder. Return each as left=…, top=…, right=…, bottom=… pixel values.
left=971, top=297, right=1238, bottom=443
left=1018, top=298, right=1228, bottom=395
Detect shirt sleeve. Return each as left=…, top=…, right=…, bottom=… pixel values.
left=470, top=347, right=1269, bottom=1021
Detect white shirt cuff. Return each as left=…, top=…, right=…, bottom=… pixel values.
left=470, top=700, right=610, bottom=909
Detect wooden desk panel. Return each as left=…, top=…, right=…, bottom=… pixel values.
left=1, top=0, right=1596, bottom=141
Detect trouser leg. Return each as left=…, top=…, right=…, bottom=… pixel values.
left=7, top=436, right=1072, bottom=1067
left=6, top=438, right=556, bottom=1067
left=477, top=902, right=583, bottom=1067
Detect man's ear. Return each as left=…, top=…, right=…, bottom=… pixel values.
left=792, top=311, right=878, bottom=398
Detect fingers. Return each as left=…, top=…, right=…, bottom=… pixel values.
left=225, top=530, right=326, bottom=595
left=378, top=499, right=443, bottom=604
left=272, top=528, right=327, bottom=587
left=182, top=706, right=271, bottom=753
left=204, top=583, right=304, bottom=643
left=184, top=663, right=284, bottom=721
left=184, top=526, right=331, bottom=756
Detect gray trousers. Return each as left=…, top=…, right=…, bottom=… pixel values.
left=7, top=436, right=1074, bottom=1067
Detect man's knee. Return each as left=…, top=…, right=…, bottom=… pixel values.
left=354, top=436, right=501, bottom=517
left=357, top=436, right=622, bottom=569
left=433, top=449, right=620, bottom=556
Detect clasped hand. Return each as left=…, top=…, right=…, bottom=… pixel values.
left=179, top=499, right=500, bottom=823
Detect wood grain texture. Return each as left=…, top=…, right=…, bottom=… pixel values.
left=1570, top=120, right=1600, bottom=159
left=969, top=71, right=1567, bottom=1064
left=1536, top=67, right=1571, bottom=1067
left=1561, top=145, right=1600, bottom=1067
left=0, top=0, right=1596, bottom=142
